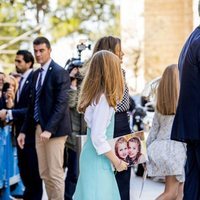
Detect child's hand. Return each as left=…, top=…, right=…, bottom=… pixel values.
left=115, top=159, right=128, bottom=172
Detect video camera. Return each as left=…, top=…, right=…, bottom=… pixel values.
left=65, top=41, right=91, bottom=85
left=64, top=41, right=91, bottom=72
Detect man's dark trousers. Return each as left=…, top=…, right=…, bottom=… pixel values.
left=65, top=148, right=78, bottom=200
left=183, top=142, right=200, bottom=200
left=13, top=71, right=42, bottom=200
left=17, top=143, right=42, bottom=200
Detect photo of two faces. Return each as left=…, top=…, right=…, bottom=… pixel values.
left=109, top=131, right=147, bottom=167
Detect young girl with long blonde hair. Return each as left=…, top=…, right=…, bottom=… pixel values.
left=146, top=64, right=186, bottom=200
left=83, top=36, right=132, bottom=200
left=73, top=50, right=128, bottom=200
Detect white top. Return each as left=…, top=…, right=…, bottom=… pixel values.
left=84, top=94, right=114, bottom=155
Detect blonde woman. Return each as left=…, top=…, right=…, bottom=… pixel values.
left=146, top=64, right=186, bottom=200
left=4, top=75, right=18, bottom=108
left=73, top=50, right=128, bottom=200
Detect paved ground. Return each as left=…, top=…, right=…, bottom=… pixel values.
left=42, top=168, right=164, bottom=200
left=130, top=168, right=164, bottom=200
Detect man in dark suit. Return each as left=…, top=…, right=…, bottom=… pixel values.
left=17, top=37, right=71, bottom=200
left=171, top=6, right=200, bottom=199
left=0, top=50, right=43, bottom=199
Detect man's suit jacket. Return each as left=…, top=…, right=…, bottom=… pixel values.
left=21, top=60, right=72, bottom=138
left=12, top=71, right=35, bottom=143
left=171, top=26, right=200, bottom=142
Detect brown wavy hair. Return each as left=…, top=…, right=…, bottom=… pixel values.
left=80, top=36, right=121, bottom=76
left=93, top=36, right=121, bottom=54
left=156, top=64, right=179, bottom=115
left=78, top=50, right=124, bottom=113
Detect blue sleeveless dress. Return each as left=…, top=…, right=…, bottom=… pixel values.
left=73, top=115, right=120, bottom=200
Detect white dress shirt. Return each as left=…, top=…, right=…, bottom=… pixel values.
left=36, top=59, right=52, bottom=88
left=84, top=94, right=114, bottom=155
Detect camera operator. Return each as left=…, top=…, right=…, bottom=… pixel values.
left=68, top=62, right=83, bottom=90
left=64, top=41, right=91, bottom=200
left=64, top=60, right=87, bottom=200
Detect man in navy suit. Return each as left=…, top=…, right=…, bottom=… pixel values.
left=0, top=50, right=43, bottom=199
left=171, top=7, right=200, bottom=199
left=17, top=37, right=71, bottom=200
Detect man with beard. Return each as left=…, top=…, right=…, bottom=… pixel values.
left=0, top=50, right=43, bottom=200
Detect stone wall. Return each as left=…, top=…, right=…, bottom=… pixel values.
left=120, top=0, right=145, bottom=93
left=144, top=0, right=193, bottom=81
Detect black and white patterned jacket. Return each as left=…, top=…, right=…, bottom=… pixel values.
left=116, top=69, right=130, bottom=113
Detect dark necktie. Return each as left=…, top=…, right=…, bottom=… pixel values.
left=17, top=77, right=24, bottom=102
left=34, top=68, right=43, bottom=123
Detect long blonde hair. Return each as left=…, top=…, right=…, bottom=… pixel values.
left=156, top=64, right=179, bottom=115
left=78, top=50, right=124, bottom=113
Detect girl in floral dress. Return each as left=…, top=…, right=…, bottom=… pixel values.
left=146, top=64, right=186, bottom=200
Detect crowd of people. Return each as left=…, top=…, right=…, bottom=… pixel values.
left=1, top=13, right=200, bottom=199
left=0, top=36, right=132, bottom=200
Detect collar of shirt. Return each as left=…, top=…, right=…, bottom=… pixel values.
left=20, top=68, right=33, bottom=88
left=41, top=58, right=52, bottom=72
left=39, top=58, right=52, bottom=85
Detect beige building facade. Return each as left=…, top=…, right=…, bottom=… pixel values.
left=121, top=0, right=199, bottom=92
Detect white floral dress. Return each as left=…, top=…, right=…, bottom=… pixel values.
left=146, top=112, right=186, bottom=182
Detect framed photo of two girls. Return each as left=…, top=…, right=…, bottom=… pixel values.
left=109, top=131, right=147, bottom=167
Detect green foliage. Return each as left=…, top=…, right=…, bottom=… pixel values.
left=0, top=1, right=29, bottom=72
left=0, top=0, right=120, bottom=72
left=23, top=0, right=49, bottom=23
left=50, top=0, right=120, bottom=41
left=0, top=2, right=27, bottom=41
